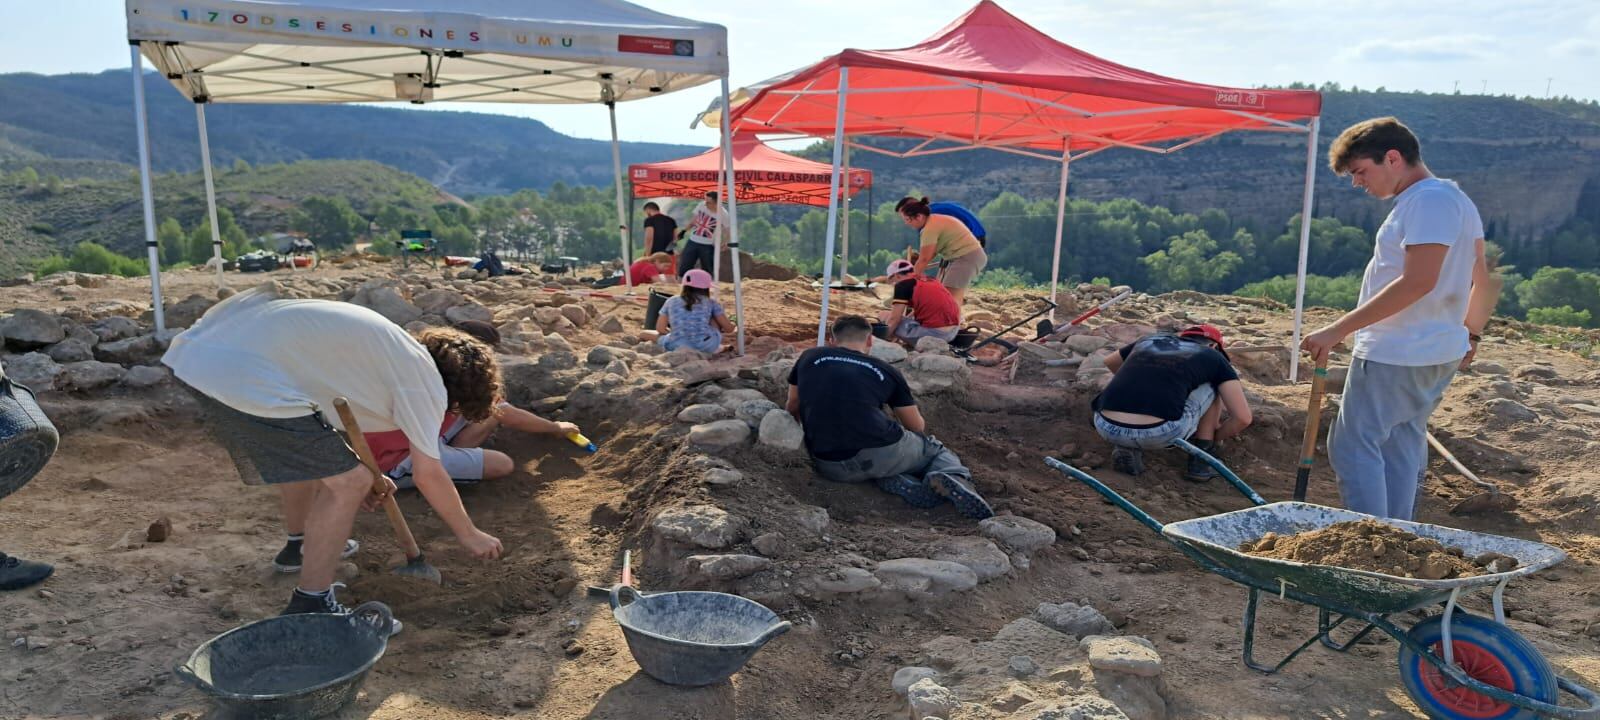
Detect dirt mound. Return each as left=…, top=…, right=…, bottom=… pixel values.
left=715, top=249, right=797, bottom=282
left=1239, top=519, right=1517, bottom=579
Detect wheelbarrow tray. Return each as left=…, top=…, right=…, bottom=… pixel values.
left=1162, top=502, right=1566, bottom=615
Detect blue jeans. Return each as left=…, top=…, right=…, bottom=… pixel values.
left=1093, top=385, right=1215, bottom=450
left=1329, top=358, right=1458, bottom=521
left=811, top=429, right=970, bottom=488
left=893, top=317, right=960, bottom=342
left=658, top=330, right=721, bottom=354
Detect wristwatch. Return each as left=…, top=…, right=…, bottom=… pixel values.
left=1468, top=332, right=1482, bottom=343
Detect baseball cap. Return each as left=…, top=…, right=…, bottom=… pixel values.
left=885, top=259, right=915, bottom=277
left=1179, top=324, right=1227, bottom=356
left=682, top=268, right=714, bottom=289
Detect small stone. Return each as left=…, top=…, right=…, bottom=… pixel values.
left=893, top=667, right=938, bottom=695
left=651, top=505, right=745, bottom=549
left=685, top=554, right=772, bottom=580
left=1035, top=601, right=1115, bottom=638
left=686, top=419, right=751, bottom=451
left=146, top=517, right=173, bottom=543
left=122, top=365, right=172, bottom=388
left=914, top=337, right=952, bottom=355
left=1008, top=654, right=1038, bottom=677
left=600, top=316, right=625, bottom=334
left=752, top=533, right=785, bottom=557
left=1081, top=635, right=1163, bottom=678
left=561, top=638, right=585, bottom=657
left=793, top=505, right=830, bottom=535
left=867, top=341, right=908, bottom=363
left=36, top=589, right=54, bottom=600
left=906, top=678, right=960, bottom=719
left=703, top=468, right=743, bottom=487
left=677, top=403, right=733, bottom=424
left=757, top=409, right=805, bottom=450
left=979, top=515, right=1057, bottom=553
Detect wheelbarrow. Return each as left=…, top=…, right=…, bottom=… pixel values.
left=1045, top=441, right=1600, bottom=720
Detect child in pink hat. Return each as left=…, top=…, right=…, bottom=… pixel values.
left=655, top=269, right=734, bottom=354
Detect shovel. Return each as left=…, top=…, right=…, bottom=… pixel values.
left=334, top=398, right=443, bottom=585
left=1430, top=431, right=1518, bottom=514
left=1292, top=358, right=1330, bottom=501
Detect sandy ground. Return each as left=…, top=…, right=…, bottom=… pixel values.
left=3, top=262, right=1600, bottom=719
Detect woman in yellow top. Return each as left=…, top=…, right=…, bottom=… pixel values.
left=896, top=196, right=988, bottom=305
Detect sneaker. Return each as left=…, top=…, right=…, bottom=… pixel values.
left=0, top=552, right=54, bottom=591
left=1184, top=441, right=1220, bottom=483
left=273, top=538, right=360, bottom=574
left=1112, top=447, right=1145, bottom=476
left=282, top=583, right=401, bottom=636
left=876, top=476, right=944, bottom=508
left=928, top=473, right=995, bottom=520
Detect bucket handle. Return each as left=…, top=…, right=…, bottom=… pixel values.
left=173, top=660, right=206, bottom=689
left=608, top=584, right=641, bottom=611
left=752, top=621, right=793, bottom=647
left=350, top=601, right=395, bottom=637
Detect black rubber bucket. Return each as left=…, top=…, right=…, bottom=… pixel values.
left=0, top=376, right=57, bottom=501
left=644, top=290, right=672, bottom=330
left=871, top=322, right=890, bottom=339
left=609, top=586, right=790, bottom=686
left=951, top=327, right=981, bottom=350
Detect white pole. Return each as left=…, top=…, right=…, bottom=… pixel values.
left=1049, top=143, right=1070, bottom=323
left=195, top=102, right=225, bottom=287
left=839, top=139, right=851, bottom=285
left=815, top=68, right=850, bottom=346
left=719, top=76, right=746, bottom=355
left=130, top=44, right=165, bottom=334
left=607, top=96, right=633, bottom=293
left=1289, top=116, right=1321, bottom=383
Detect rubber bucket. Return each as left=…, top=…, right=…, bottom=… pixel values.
left=0, top=376, right=57, bottom=501
left=951, top=327, right=981, bottom=349
left=176, top=602, right=394, bottom=720
left=871, top=322, right=890, bottom=339
left=609, top=586, right=790, bottom=686
left=643, top=290, right=672, bottom=330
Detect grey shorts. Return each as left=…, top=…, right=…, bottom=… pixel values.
left=938, top=249, right=988, bottom=289
left=893, top=316, right=960, bottom=342
left=1093, top=384, right=1215, bottom=450
left=388, top=417, right=485, bottom=488
left=184, top=384, right=360, bottom=486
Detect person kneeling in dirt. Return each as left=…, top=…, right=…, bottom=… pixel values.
left=163, top=287, right=504, bottom=630
left=656, top=269, right=734, bottom=354
left=1092, top=325, right=1253, bottom=481
left=879, top=259, right=962, bottom=345
left=786, top=315, right=993, bottom=519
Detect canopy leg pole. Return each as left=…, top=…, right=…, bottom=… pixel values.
left=129, top=44, right=165, bottom=335
left=840, top=138, right=851, bottom=285
left=196, top=102, right=226, bottom=288
left=719, top=76, right=746, bottom=356
left=815, top=68, right=850, bottom=347
left=1289, top=116, right=1321, bottom=383
left=1049, top=144, right=1070, bottom=323
left=606, top=97, right=633, bottom=293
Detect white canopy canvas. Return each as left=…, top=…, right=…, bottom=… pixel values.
left=124, top=0, right=747, bottom=353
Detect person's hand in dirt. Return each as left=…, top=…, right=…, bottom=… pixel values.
left=550, top=421, right=580, bottom=437
left=1300, top=325, right=1347, bottom=364
left=361, top=474, right=398, bottom=512
left=458, top=527, right=503, bottom=560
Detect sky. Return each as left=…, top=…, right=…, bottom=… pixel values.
left=2, top=0, right=1597, bottom=147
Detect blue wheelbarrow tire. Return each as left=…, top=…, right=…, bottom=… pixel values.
left=1398, top=613, right=1557, bottom=720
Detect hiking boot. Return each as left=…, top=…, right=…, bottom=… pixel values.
left=928, top=473, right=995, bottom=520
left=0, top=552, right=53, bottom=591
left=876, top=476, right=944, bottom=509
left=282, top=583, right=401, bottom=636
left=1184, top=440, right=1220, bottom=482
left=273, top=538, right=360, bottom=574
left=1112, top=447, right=1145, bottom=476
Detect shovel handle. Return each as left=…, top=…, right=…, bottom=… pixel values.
left=333, top=398, right=424, bottom=560
left=1426, top=431, right=1499, bottom=492
left=1294, top=358, right=1330, bottom=501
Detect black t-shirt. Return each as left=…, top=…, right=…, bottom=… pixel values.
left=788, top=346, right=915, bottom=460
left=643, top=214, right=679, bottom=254
left=1094, top=335, right=1239, bottom=421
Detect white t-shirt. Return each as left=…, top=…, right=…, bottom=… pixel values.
left=1352, top=177, right=1482, bottom=367
left=162, top=287, right=449, bottom=459
left=685, top=204, right=729, bottom=246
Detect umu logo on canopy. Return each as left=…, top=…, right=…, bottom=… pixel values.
left=1214, top=90, right=1265, bottom=109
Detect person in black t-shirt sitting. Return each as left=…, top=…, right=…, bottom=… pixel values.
left=1091, top=324, right=1253, bottom=481
left=642, top=201, right=679, bottom=255
left=786, top=315, right=993, bottom=519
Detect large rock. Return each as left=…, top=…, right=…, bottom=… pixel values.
left=892, top=667, right=938, bottom=696
left=792, top=505, right=830, bottom=535
left=559, top=304, right=589, bottom=327
left=44, top=339, right=95, bottom=363
left=716, top=388, right=769, bottom=409
left=353, top=286, right=422, bottom=325
left=930, top=536, right=1012, bottom=582
left=1227, top=346, right=1291, bottom=385
left=678, top=360, right=734, bottom=385
left=1012, top=696, right=1130, bottom=719
left=874, top=558, right=979, bottom=595
left=1470, top=361, right=1509, bottom=376
left=2, top=309, right=66, bottom=349
left=122, top=364, right=172, bottom=388
left=687, top=419, right=751, bottom=451
left=1035, top=602, right=1116, bottom=638
left=533, top=307, right=564, bottom=326
left=3, top=352, right=62, bottom=391
left=95, top=333, right=163, bottom=365
left=413, top=288, right=467, bottom=315
left=587, top=345, right=623, bottom=366
left=61, top=360, right=127, bottom=391
left=91, top=316, right=142, bottom=343
left=810, top=567, right=880, bottom=595
left=164, top=294, right=215, bottom=328
left=599, top=316, right=626, bottom=334
left=867, top=341, right=908, bottom=364
left=907, top=352, right=971, bottom=393
left=652, top=505, right=744, bottom=549
left=906, top=678, right=961, bottom=719
left=1064, top=334, right=1112, bottom=354
left=1081, top=636, right=1162, bottom=678
left=1486, top=398, right=1539, bottom=424
left=734, top=399, right=780, bottom=429
left=758, top=409, right=805, bottom=450
left=980, top=515, right=1057, bottom=553
left=684, top=554, right=771, bottom=580
left=678, top=404, right=733, bottom=424
left=536, top=350, right=578, bottom=371
left=1083, top=636, right=1166, bottom=720
left=1514, top=364, right=1559, bottom=382
left=444, top=302, right=493, bottom=325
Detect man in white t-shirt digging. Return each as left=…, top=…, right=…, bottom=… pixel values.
left=676, top=190, right=728, bottom=277
left=1301, top=117, right=1499, bottom=521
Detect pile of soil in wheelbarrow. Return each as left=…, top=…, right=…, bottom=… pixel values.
left=1238, top=519, right=1520, bottom=580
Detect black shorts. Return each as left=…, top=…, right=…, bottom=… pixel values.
left=185, top=384, right=361, bottom=486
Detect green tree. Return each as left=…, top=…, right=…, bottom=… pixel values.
left=66, top=242, right=147, bottom=277
left=232, top=157, right=251, bottom=173
left=1140, top=230, right=1242, bottom=293
left=1516, top=266, right=1600, bottom=318
left=1526, top=306, right=1593, bottom=327
left=158, top=217, right=186, bottom=266
left=1235, top=274, right=1363, bottom=310
left=293, top=197, right=365, bottom=247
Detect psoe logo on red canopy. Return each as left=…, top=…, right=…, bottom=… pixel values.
left=1214, top=90, right=1265, bottom=109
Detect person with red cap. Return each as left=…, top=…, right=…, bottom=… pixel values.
left=1091, top=325, right=1253, bottom=481
left=656, top=269, right=734, bottom=354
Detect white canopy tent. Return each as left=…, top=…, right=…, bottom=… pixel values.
left=126, top=0, right=747, bottom=352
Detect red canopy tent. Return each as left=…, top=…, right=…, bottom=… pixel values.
left=714, top=0, right=1324, bottom=377
left=630, top=135, right=872, bottom=207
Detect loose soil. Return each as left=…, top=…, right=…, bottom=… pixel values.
left=1239, top=519, right=1514, bottom=580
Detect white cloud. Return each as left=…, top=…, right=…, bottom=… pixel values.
left=1552, top=38, right=1599, bottom=58
left=1338, top=35, right=1495, bottom=63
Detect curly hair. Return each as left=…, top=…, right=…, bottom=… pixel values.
left=414, top=327, right=502, bottom=423
left=1328, top=116, right=1421, bottom=174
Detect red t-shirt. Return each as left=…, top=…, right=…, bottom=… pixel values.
left=893, top=277, right=961, bottom=328
left=629, top=260, right=663, bottom=286
left=366, top=413, right=459, bottom=472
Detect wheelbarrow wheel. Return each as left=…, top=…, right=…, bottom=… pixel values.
left=1398, top=613, right=1556, bottom=720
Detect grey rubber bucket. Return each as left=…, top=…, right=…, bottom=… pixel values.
left=0, top=376, right=58, bottom=502
left=609, top=586, right=790, bottom=686
left=175, top=602, right=394, bottom=720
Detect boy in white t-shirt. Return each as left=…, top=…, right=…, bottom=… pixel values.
left=1301, top=117, right=1499, bottom=520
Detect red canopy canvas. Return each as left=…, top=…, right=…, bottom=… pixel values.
left=630, top=136, right=871, bottom=206
left=725, top=0, right=1321, bottom=156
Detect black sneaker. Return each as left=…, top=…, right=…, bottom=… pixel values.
left=282, top=583, right=401, bottom=636
left=0, top=552, right=53, bottom=591
left=1112, top=447, right=1145, bottom=476
left=928, top=473, right=995, bottom=520
left=273, top=538, right=360, bottom=573
left=1185, top=441, right=1220, bottom=482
